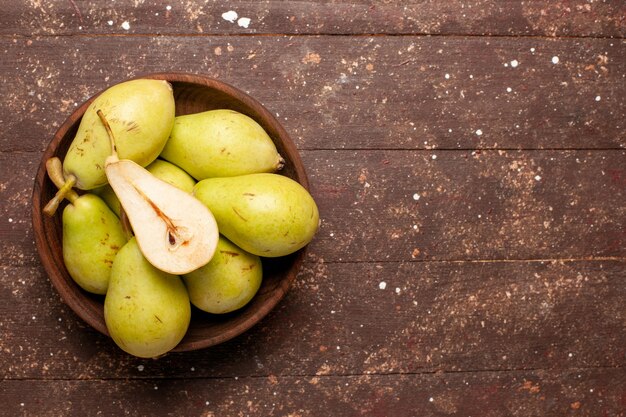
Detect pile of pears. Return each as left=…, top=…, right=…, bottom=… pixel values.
left=44, top=79, right=319, bottom=358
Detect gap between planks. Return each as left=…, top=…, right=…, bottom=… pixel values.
left=299, top=147, right=626, bottom=152
left=4, top=148, right=626, bottom=155
left=1, top=32, right=624, bottom=41
left=3, top=363, right=623, bottom=382
left=310, top=257, right=626, bottom=265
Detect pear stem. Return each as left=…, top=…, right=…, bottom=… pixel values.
left=276, top=154, right=285, bottom=171
left=43, top=174, right=77, bottom=217
left=96, top=109, right=118, bottom=161
left=45, top=157, right=79, bottom=204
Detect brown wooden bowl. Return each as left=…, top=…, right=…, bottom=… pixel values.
left=32, top=73, right=308, bottom=352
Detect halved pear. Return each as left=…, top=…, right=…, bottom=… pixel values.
left=99, top=110, right=219, bottom=275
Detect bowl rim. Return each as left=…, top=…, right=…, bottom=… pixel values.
left=31, top=72, right=309, bottom=352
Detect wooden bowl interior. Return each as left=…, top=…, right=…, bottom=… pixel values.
left=32, top=73, right=307, bottom=351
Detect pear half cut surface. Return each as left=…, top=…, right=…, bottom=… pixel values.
left=100, top=111, right=219, bottom=275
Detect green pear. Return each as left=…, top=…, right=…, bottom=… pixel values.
left=94, top=159, right=196, bottom=217
left=63, top=193, right=127, bottom=294
left=160, top=109, right=284, bottom=180
left=93, top=183, right=122, bottom=218
left=44, top=79, right=175, bottom=216
left=104, top=238, right=191, bottom=358
left=183, top=236, right=262, bottom=314
left=193, top=173, right=319, bottom=257
left=44, top=156, right=126, bottom=294
left=64, top=79, right=175, bottom=190
left=144, top=159, right=196, bottom=193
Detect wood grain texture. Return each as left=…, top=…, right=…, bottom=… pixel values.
left=307, top=149, right=626, bottom=262
left=1, top=36, right=623, bottom=152
left=3, top=0, right=625, bottom=37
left=2, top=260, right=623, bottom=379
left=1, top=368, right=624, bottom=417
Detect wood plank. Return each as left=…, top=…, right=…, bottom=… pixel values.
left=0, top=152, right=37, bottom=268
left=1, top=36, right=623, bottom=152
left=1, top=368, right=624, bottom=416
left=2, top=260, right=623, bottom=379
left=5, top=149, right=625, bottom=268
left=3, top=1, right=625, bottom=37
left=306, top=149, right=626, bottom=262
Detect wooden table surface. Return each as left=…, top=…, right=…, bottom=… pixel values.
left=1, top=2, right=625, bottom=416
